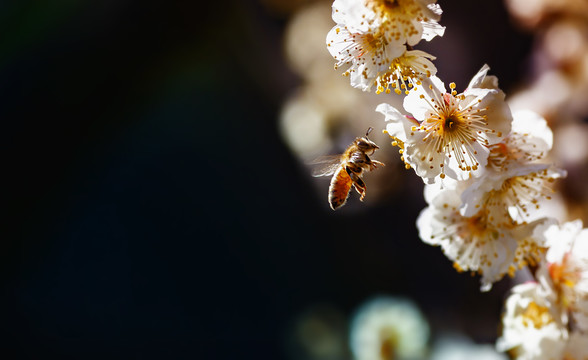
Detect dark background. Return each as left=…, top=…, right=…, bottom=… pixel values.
left=2, top=1, right=533, bottom=359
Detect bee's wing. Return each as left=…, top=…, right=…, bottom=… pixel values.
left=308, top=155, right=342, bottom=177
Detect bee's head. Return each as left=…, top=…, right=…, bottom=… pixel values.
left=355, top=127, right=379, bottom=153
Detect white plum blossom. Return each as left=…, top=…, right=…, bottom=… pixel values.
left=326, top=25, right=406, bottom=91
left=487, top=110, right=553, bottom=171
left=332, top=0, right=445, bottom=47
left=417, top=180, right=558, bottom=291
left=459, top=163, right=566, bottom=227
left=484, top=110, right=568, bottom=224
left=378, top=65, right=512, bottom=184
left=417, top=186, right=520, bottom=291
left=536, top=220, right=588, bottom=332
left=496, top=282, right=568, bottom=360
left=350, top=296, right=429, bottom=360
left=374, top=49, right=437, bottom=94
left=327, top=0, right=444, bottom=92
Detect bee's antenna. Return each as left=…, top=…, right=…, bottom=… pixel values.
left=366, top=127, right=373, bottom=137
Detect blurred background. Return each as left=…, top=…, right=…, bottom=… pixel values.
left=2, top=0, right=587, bottom=359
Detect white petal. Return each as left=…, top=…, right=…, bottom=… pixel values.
left=445, top=140, right=489, bottom=181
left=332, top=0, right=374, bottom=32
left=376, top=103, right=410, bottom=142
left=421, top=21, right=445, bottom=41
left=416, top=206, right=437, bottom=245
left=511, top=109, right=553, bottom=151
left=466, top=64, right=491, bottom=90
left=403, top=76, right=445, bottom=120
left=349, top=63, right=374, bottom=91
left=424, top=1, right=443, bottom=18
left=544, top=220, right=584, bottom=263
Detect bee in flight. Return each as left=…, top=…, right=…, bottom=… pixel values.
left=311, top=128, right=385, bottom=210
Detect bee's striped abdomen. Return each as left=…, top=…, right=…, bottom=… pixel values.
left=328, top=166, right=353, bottom=210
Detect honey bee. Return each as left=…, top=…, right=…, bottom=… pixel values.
left=311, top=128, right=385, bottom=210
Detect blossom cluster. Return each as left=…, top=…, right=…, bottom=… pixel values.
left=373, top=35, right=587, bottom=360
left=378, top=64, right=570, bottom=292
left=377, top=64, right=588, bottom=357
left=326, top=0, right=445, bottom=94
left=321, top=0, right=588, bottom=359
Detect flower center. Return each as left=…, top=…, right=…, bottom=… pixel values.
left=549, top=256, right=580, bottom=308
left=363, top=33, right=385, bottom=55
left=463, top=214, right=488, bottom=237
left=443, top=113, right=459, bottom=132
left=521, top=301, right=553, bottom=329
left=379, top=328, right=398, bottom=360
left=418, top=92, right=487, bottom=173
left=381, top=0, right=399, bottom=10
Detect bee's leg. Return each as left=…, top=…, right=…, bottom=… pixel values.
left=345, top=166, right=367, bottom=201
left=353, top=178, right=367, bottom=201
left=368, top=159, right=385, bottom=171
